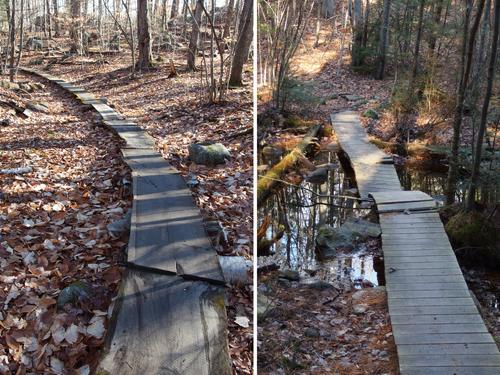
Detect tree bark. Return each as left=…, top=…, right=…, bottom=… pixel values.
left=137, top=0, right=153, bottom=70
left=351, top=0, right=364, bottom=66
left=466, top=0, right=499, bottom=211
left=408, top=0, right=425, bottom=94
left=70, top=0, right=82, bottom=53
left=445, top=0, right=485, bottom=204
left=187, top=0, right=203, bottom=71
left=9, top=0, right=15, bottom=82
left=376, top=0, right=391, bottom=79
left=223, top=0, right=235, bottom=39
left=53, top=0, right=59, bottom=36
left=229, top=0, right=253, bottom=86
left=46, top=0, right=52, bottom=39
left=428, top=0, right=444, bottom=56
left=170, top=0, right=178, bottom=19
left=14, top=0, right=24, bottom=80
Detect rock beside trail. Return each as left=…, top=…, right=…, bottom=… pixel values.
left=340, top=94, right=363, bottom=102
left=57, top=281, right=92, bottom=309
left=107, top=211, right=132, bottom=238
left=316, top=218, right=381, bottom=258
left=279, top=269, right=300, bottom=281
left=27, top=101, right=49, bottom=113
left=305, top=327, right=320, bottom=337
left=306, top=167, right=329, bottom=184
left=188, top=142, right=230, bottom=166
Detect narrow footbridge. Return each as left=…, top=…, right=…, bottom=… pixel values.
left=331, top=111, right=500, bottom=374
left=20, top=68, right=232, bottom=374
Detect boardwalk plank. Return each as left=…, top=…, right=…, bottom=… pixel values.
left=394, top=333, right=495, bottom=345
left=400, top=367, right=500, bottom=375
left=99, top=270, right=232, bottom=375
left=388, top=297, right=475, bottom=307
left=389, top=305, right=479, bottom=315
left=390, top=314, right=485, bottom=325
left=393, top=324, right=488, bottom=334
left=123, top=149, right=224, bottom=283
left=397, top=343, right=500, bottom=355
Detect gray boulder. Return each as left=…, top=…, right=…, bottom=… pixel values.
left=57, top=281, right=92, bottom=309
left=27, top=101, right=49, bottom=113
left=306, top=167, right=329, bottom=184
left=107, top=211, right=132, bottom=238
left=188, top=142, right=230, bottom=166
left=316, top=218, right=381, bottom=258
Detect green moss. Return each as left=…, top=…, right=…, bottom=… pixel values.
left=445, top=211, right=496, bottom=249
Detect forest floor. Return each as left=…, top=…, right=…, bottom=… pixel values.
left=0, top=78, right=130, bottom=374
left=257, top=20, right=499, bottom=374
left=0, top=45, right=253, bottom=373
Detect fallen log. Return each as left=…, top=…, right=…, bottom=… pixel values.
left=257, top=124, right=323, bottom=208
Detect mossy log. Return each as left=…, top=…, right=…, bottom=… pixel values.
left=257, top=124, right=323, bottom=208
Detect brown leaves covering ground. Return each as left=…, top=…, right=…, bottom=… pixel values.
left=0, top=77, right=131, bottom=374
left=257, top=277, right=398, bottom=375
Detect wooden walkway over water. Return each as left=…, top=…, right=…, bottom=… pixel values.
left=331, top=111, right=500, bottom=374
left=21, top=68, right=231, bottom=374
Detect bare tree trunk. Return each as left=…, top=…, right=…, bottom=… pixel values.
left=14, top=0, right=24, bottom=80
left=408, top=0, right=425, bottom=95
left=223, top=0, right=235, bottom=39
left=46, top=0, right=52, bottom=39
left=428, top=0, right=444, bottom=57
left=170, top=0, right=178, bottom=19
left=445, top=0, right=485, bottom=204
left=362, top=0, right=370, bottom=48
left=351, top=0, right=364, bottom=66
left=376, top=0, right=390, bottom=79
left=466, top=0, right=499, bottom=211
left=322, top=0, right=335, bottom=17
left=187, top=0, right=203, bottom=70
left=70, top=0, right=82, bottom=53
left=315, top=0, right=322, bottom=47
left=9, top=0, right=15, bottom=82
left=229, top=0, right=253, bottom=86
left=137, top=0, right=153, bottom=69
left=53, top=0, right=60, bottom=36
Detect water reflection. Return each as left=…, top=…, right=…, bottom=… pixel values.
left=258, top=150, right=382, bottom=289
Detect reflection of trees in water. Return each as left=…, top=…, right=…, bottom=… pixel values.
left=262, top=151, right=351, bottom=269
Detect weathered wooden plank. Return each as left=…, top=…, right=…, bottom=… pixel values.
left=390, top=305, right=479, bottom=315
left=99, top=270, right=232, bottom=375
left=383, top=254, right=456, bottom=261
left=384, top=261, right=460, bottom=269
left=394, top=333, right=495, bottom=345
left=107, top=125, right=156, bottom=149
left=370, top=190, right=433, bottom=204
left=378, top=200, right=439, bottom=212
left=382, top=233, right=450, bottom=241
left=393, top=324, right=489, bottom=335
left=386, top=275, right=465, bottom=284
left=123, top=149, right=224, bottom=283
left=386, top=282, right=468, bottom=292
left=389, top=289, right=470, bottom=299
left=397, top=343, right=500, bottom=356
left=400, top=367, right=500, bottom=375
left=390, top=314, right=485, bottom=325
left=388, top=297, right=475, bottom=307
left=386, top=269, right=463, bottom=278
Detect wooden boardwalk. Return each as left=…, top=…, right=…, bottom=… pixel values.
left=21, top=68, right=231, bottom=374
left=331, top=111, right=500, bottom=374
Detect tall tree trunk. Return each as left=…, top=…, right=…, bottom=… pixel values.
left=466, top=0, right=499, bottom=211
left=14, top=0, right=24, bottom=80
left=170, top=0, right=178, bottom=19
left=445, top=0, right=485, bottom=204
left=428, top=0, right=444, bottom=57
left=9, top=0, right=15, bottom=82
left=161, top=0, right=167, bottom=31
left=223, top=0, right=235, bottom=39
left=137, top=0, right=153, bottom=69
left=229, top=0, right=253, bottom=86
left=351, top=0, right=364, bottom=66
left=362, top=0, right=370, bottom=48
left=322, top=0, right=335, bottom=17
left=46, top=0, right=52, bottom=39
left=408, top=0, right=425, bottom=94
left=70, top=0, right=82, bottom=53
left=187, top=0, right=203, bottom=70
left=53, top=0, right=59, bottom=36
left=376, top=0, right=390, bottom=79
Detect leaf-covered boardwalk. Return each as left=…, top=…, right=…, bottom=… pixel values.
left=331, top=111, right=500, bottom=375
left=21, top=68, right=231, bottom=374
